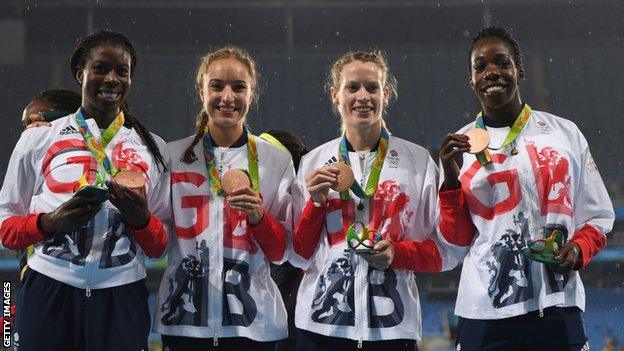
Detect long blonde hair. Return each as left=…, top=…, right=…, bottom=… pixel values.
left=327, top=50, right=398, bottom=134
left=182, top=46, right=260, bottom=163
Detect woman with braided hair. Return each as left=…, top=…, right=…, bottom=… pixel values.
left=0, top=29, right=171, bottom=350
left=153, top=46, right=295, bottom=350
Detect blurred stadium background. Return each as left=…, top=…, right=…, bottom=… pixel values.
left=0, top=0, right=622, bottom=350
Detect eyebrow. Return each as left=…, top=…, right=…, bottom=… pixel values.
left=345, top=80, right=379, bottom=84
left=91, top=60, right=130, bottom=67
left=474, top=52, right=511, bottom=60
left=208, top=79, right=248, bottom=84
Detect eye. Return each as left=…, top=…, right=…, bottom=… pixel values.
left=117, top=67, right=130, bottom=77
left=93, top=64, right=108, bottom=74
left=233, top=84, right=247, bottom=92
left=497, top=58, right=512, bottom=68
left=365, top=82, right=380, bottom=93
left=210, top=82, right=224, bottom=91
left=472, top=61, right=485, bottom=72
left=346, top=82, right=360, bottom=93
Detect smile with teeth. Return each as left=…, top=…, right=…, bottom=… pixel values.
left=353, top=106, right=373, bottom=113
left=99, top=91, right=121, bottom=100
left=217, top=106, right=237, bottom=113
left=484, top=85, right=506, bottom=95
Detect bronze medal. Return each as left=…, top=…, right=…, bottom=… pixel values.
left=221, top=169, right=251, bottom=195
left=113, top=170, right=147, bottom=197
left=329, top=162, right=355, bottom=193
left=464, top=128, right=490, bottom=154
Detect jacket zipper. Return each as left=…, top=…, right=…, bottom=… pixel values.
left=84, top=214, right=102, bottom=298
left=356, top=254, right=365, bottom=349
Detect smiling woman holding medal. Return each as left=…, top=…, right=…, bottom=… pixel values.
left=438, top=26, right=614, bottom=350
left=0, top=30, right=171, bottom=350
left=153, top=47, right=295, bottom=350
left=291, top=51, right=456, bottom=351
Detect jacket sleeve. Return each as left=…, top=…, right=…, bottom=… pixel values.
left=434, top=157, right=474, bottom=262
left=0, top=130, right=45, bottom=250
left=130, top=136, right=172, bottom=259
left=570, top=131, right=614, bottom=269
left=390, top=155, right=458, bottom=272
left=251, top=153, right=295, bottom=264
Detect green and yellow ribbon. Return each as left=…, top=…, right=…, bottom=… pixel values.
left=338, top=127, right=390, bottom=200
left=474, top=104, right=532, bottom=165
left=74, top=108, right=124, bottom=180
left=202, top=126, right=259, bottom=197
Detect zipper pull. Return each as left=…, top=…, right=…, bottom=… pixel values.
left=357, top=339, right=363, bottom=349
left=85, top=285, right=91, bottom=298
left=538, top=309, right=544, bottom=317
left=213, top=334, right=218, bottom=347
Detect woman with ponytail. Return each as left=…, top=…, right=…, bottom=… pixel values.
left=153, top=47, right=295, bottom=350
left=0, top=29, right=171, bottom=350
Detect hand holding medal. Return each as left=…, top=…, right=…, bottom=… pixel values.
left=305, top=165, right=340, bottom=204
left=343, top=221, right=394, bottom=270
left=329, top=162, right=355, bottom=192
left=106, top=175, right=150, bottom=229
left=225, top=174, right=264, bottom=225
left=522, top=226, right=579, bottom=273
left=439, top=133, right=471, bottom=189
left=112, top=170, right=147, bottom=198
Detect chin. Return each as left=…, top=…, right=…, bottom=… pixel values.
left=212, top=115, right=243, bottom=128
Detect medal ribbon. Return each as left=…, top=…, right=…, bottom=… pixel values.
left=74, top=108, right=124, bottom=177
left=474, top=104, right=532, bottom=165
left=338, top=127, right=390, bottom=200
left=202, top=126, right=259, bottom=197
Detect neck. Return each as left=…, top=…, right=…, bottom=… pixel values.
left=482, top=97, right=523, bottom=127
left=82, top=105, right=120, bottom=129
left=345, top=121, right=382, bottom=151
left=208, top=120, right=245, bottom=147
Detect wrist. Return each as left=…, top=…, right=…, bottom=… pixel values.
left=249, top=210, right=264, bottom=226
left=312, top=200, right=325, bottom=207
left=37, top=213, right=54, bottom=237
left=128, top=212, right=150, bottom=230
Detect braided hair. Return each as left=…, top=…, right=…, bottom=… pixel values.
left=70, top=29, right=167, bottom=172
left=469, top=26, right=525, bottom=79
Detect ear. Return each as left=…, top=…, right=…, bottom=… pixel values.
left=383, top=85, right=390, bottom=105
left=75, top=70, right=84, bottom=85
left=330, top=86, right=339, bottom=106
left=198, top=86, right=205, bottom=104
left=468, top=74, right=474, bottom=89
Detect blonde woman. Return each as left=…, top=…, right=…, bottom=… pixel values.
left=290, top=51, right=456, bottom=351
left=153, top=47, right=295, bottom=350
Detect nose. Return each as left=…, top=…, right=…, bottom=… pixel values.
left=222, top=86, right=235, bottom=103
left=483, top=66, right=500, bottom=81
left=103, top=70, right=119, bottom=84
left=355, top=86, right=370, bottom=101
